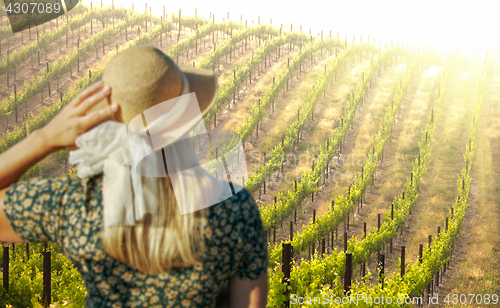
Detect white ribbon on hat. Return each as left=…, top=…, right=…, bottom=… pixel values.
left=69, top=120, right=158, bottom=227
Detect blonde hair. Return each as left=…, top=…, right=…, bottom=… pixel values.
left=101, top=175, right=208, bottom=275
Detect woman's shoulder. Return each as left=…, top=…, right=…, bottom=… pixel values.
left=3, top=174, right=104, bottom=246
left=7, top=173, right=103, bottom=201
left=14, top=173, right=102, bottom=187
left=209, top=185, right=256, bottom=212
left=206, top=185, right=261, bottom=230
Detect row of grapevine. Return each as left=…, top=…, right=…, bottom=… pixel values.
left=340, top=56, right=491, bottom=305
left=252, top=45, right=378, bottom=227
left=271, top=55, right=489, bottom=308
left=0, top=242, right=85, bottom=307
left=201, top=32, right=327, bottom=130
left=0, top=0, right=87, bottom=41
left=0, top=7, right=229, bottom=121
left=274, top=57, right=452, bottom=305
left=199, top=24, right=280, bottom=68
left=261, top=47, right=406, bottom=241
left=0, top=11, right=156, bottom=117
left=242, top=43, right=377, bottom=197
left=237, top=40, right=347, bottom=144
left=187, top=35, right=337, bottom=179
left=200, top=38, right=350, bottom=186
left=267, top=51, right=431, bottom=268
left=0, top=6, right=215, bottom=121
left=0, top=5, right=128, bottom=76
left=266, top=52, right=437, bottom=308
left=347, top=61, right=452, bottom=267
left=165, top=20, right=242, bottom=58
left=0, top=16, right=169, bottom=152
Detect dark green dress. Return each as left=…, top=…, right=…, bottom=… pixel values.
left=3, top=175, right=268, bottom=307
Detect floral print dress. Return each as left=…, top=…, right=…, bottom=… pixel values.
left=3, top=175, right=268, bottom=307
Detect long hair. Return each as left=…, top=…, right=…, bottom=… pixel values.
left=101, top=136, right=212, bottom=275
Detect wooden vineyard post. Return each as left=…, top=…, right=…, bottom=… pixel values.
left=6, top=52, right=9, bottom=87
left=3, top=245, right=8, bottom=293
left=77, top=38, right=80, bottom=72
left=282, top=243, right=292, bottom=308
left=177, top=9, right=181, bottom=42
left=401, top=246, right=406, bottom=278
left=344, top=232, right=347, bottom=252
left=379, top=254, right=385, bottom=289
left=290, top=221, right=293, bottom=241
left=47, top=62, right=51, bottom=97
left=344, top=253, right=352, bottom=294
left=419, top=244, right=423, bottom=263
left=346, top=206, right=349, bottom=229
left=377, top=214, right=381, bottom=262
left=43, top=243, right=51, bottom=307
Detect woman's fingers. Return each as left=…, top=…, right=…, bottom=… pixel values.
left=74, top=85, right=112, bottom=115
left=69, top=80, right=104, bottom=108
left=78, top=104, right=119, bottom=131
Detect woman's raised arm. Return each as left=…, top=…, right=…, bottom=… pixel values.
left=0, top=80, right=117, bottom=190
left=0, top=80, right=118, bottom=243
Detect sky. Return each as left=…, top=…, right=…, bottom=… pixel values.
left=84, top=0, right=498, bottom=55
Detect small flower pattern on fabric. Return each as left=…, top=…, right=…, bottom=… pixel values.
left=3, top=175, right=268, bottom=307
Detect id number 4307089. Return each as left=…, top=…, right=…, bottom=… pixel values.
left=443, top=293, right=498, bottom=305
left=5, top=1, right=62, bottom=14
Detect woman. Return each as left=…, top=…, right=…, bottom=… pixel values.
left=0, top=46, right=268, bottom=307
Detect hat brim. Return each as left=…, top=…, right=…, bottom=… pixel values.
left=180, top=67, right=218, bottom=118
left=147, top=66, right=217, bottom=150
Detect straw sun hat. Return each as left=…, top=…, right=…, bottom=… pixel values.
left=92, top=45, right=218, bottom=130
left=74, top=46, right=223, bottom=220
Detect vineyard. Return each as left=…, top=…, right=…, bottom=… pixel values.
left=0, top=1, right=499, bottom=307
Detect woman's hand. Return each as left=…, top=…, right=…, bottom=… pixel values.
left=40, top=80, right=119, bottom=151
